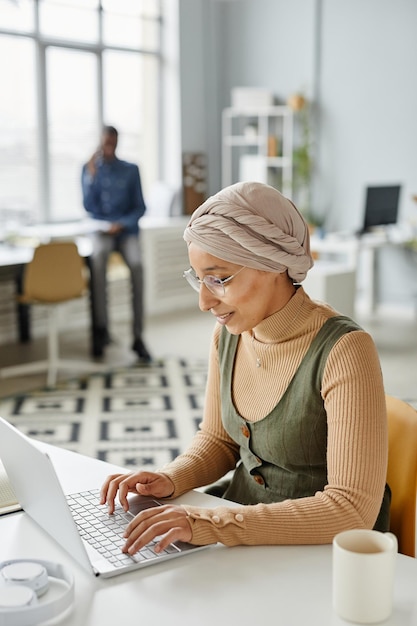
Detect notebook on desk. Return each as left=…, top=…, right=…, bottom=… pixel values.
left=0, top=459, right=22, bottom=515
left=0, top=416, right=208, bottom=578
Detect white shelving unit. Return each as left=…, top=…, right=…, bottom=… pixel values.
left=221, top=105, right=294, bottom=196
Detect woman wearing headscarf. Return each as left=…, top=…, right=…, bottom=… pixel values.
left=101, top=182, right=389, bottom=556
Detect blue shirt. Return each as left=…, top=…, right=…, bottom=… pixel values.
left=81, top=157, right=146, bottom=236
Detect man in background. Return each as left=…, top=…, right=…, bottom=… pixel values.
left=81, top=125, right=151, bottom=363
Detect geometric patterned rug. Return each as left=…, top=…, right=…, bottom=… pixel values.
left=0, top=358, right=207, bottom=472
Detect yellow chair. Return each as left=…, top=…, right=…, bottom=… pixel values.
left=386, top=394, right=417, bottom=557
left=0, top=241, right=107, bottom=387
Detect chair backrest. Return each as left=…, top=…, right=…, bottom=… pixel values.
left=386, top=394, right=417, bottom=557
left=22, top=241, right=87, bottom=303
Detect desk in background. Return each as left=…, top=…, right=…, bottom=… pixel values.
left=0, top=236, right=97, bottom=351
left=0, top=217, right=195, bottom=355
left=1, top=223, right=415, bottom=353
left=0, top=220, right=104, bottom=348
left=1, top=444, right=417, bottom=626
left=310, top=229, right=415, bottom=317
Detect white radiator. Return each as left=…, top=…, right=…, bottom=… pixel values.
left=142, top=218, right=197, bottom=316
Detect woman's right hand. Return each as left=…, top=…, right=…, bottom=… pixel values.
left=100, top=471, right=175, bottom=514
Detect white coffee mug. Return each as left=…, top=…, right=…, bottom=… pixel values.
left=332, top=529, right=398, bottom=624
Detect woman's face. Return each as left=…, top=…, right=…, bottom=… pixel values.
left=188, top=244, right=295, bottom=335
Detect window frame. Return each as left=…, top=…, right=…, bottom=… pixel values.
left=0, top=0, right=163, bottom=223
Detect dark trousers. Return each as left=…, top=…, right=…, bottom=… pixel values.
left=89, top=232, right=144, bottom=341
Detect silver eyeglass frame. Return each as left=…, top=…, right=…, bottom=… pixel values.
left=182, top=266, right=246, bottom=297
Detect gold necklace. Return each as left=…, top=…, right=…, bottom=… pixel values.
left=251, top=334, right=270, bottom=368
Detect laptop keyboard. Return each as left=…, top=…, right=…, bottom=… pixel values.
left=66, top=489, right=181, bottom=568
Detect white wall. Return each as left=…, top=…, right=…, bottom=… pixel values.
left=178, top=0, right=208, bottom=152
left=221, top=0, right=316, bottom=103
left=161, top=0, right=182, bottom=190
left=178, top=0, right=223, bottom=193
left=178, top=0, right=417, bottom=308
left=319, top=0, right=417, bottom=232
left=179, top=0, right=417, bottom=228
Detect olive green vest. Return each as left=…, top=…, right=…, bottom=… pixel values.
left=217, top=315, right=390, bottom=531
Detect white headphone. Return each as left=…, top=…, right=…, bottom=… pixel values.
left=0, top=559, right=74, bottom=626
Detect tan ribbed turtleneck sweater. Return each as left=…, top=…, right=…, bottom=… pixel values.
left=162, top=287, right=388, bottom=547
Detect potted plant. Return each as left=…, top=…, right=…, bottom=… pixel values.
left=287, top=92, right=319, bottom=229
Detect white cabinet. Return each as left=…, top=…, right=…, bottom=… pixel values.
left=303, top=261, right=357, bottom=319
left=221, top=106, right=294, bottom=196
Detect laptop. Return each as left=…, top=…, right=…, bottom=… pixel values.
left=0, top=416, right=209, bottom=578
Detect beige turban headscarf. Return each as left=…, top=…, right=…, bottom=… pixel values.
left=183, top=181, right=314, bottom=283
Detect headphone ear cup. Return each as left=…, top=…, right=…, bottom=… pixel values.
left=0, top=562, right=49, bottom=597
left=0, top=560, right=74, bottom=626
left=0, top=584, right=38, bottom=608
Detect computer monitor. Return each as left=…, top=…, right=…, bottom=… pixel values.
left=362, top=184, right=401, bottom=233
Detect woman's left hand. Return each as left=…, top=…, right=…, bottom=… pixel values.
left=122, top=504, right=192, bottom=555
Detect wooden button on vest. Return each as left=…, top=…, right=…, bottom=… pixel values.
left=253, top=474, right=264, bottom=485
left=241, top=424, right=250, bottom=438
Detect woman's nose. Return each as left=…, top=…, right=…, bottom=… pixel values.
left=198, top=284, right=219, bottom=312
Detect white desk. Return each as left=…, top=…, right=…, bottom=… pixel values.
left=1, top=444, right=417, bottom=626
left=310, top=229, right=416, bottom=316
left=310, top=233, right=359, bottom=270
left=0, top=217, right=194, bottom=348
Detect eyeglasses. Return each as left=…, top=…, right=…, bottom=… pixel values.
left=183, top=266, right=246, bottom=297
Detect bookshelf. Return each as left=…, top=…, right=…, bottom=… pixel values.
left=221, top=105, right=294, bottom=196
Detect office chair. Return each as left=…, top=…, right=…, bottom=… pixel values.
left=0, top=241, right=107, bottom=388
left=386, top=394, right=417, bottom=557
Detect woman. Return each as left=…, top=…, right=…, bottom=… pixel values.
left=100, top=181, right=389, bottom=557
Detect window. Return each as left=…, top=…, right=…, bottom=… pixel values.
left=0, top=35, right=38, bottom=227
left=0, top=0, right=162, bottom=224
left=47, top=47, right=98, bottom=221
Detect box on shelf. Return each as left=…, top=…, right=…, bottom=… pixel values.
left=231, top=87, right=274, bottom=109
left=239, top=155, right=268, bottom=183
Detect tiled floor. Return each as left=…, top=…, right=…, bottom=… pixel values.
left=0, top=358, right=208, bottom=465
left=0, top=304, right=416, bottom=402
left=0, top=308, right=215, bottom=398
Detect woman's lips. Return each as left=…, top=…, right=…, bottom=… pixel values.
left=214, top=312, right=233, bottom=325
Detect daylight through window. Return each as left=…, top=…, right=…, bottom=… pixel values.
left=0, top=0, right=162, bottom=226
